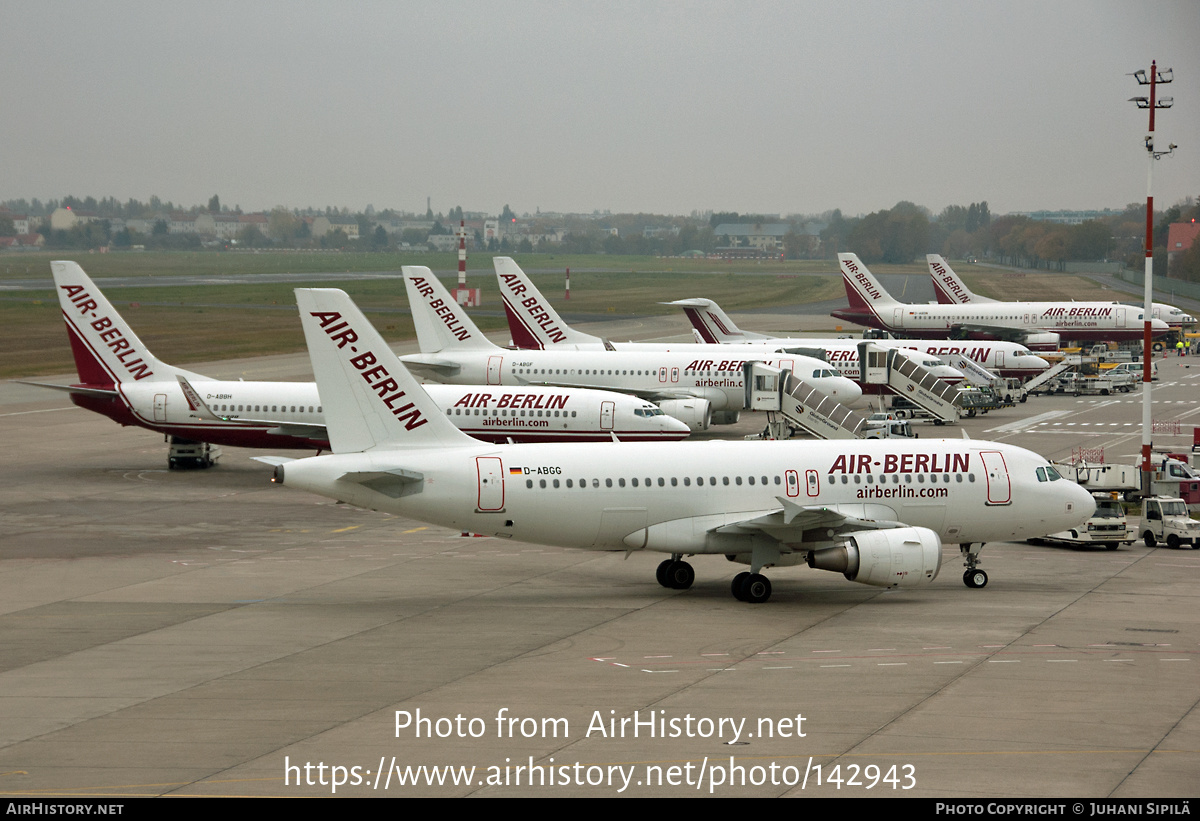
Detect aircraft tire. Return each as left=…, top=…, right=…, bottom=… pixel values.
left=963, top=569, right=988, bottom=588
left=731, top=572, right=751, bottom=601
left=656, top=560, right=673, bottom=588
left=742, top=574, right=771, bottom=603
left=666, top=561, right=695, bottom=590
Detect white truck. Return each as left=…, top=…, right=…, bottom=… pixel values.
left=1029, top=493, right=1132, bottom=550
left=1139, top=497, right=1200, bottom=549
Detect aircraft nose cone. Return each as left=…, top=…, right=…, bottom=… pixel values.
left=836, top=379, right=863, bottom=405
left=1068, top=482, right=1096, bottom=523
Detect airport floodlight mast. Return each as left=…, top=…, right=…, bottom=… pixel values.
left=1128, top=61, right=1174, bottom=484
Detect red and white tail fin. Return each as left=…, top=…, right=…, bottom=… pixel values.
left=51, top=260, right=204, bottom=387
left=838, top=253, right=900, bottom=324
left=927, top=255, right=994, bottom=304
left=493, top=257, right=601, bottom=349
left=401, top=267, right=496, bottom=353
left=662, top=298, right=768, bottom=343
left=295, top=288, right=474, bottom=453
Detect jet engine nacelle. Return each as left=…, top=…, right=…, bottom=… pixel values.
left=806, top=527, right=942, bottom=588
left=1022, top=332, right=1060, bottom=352
left=656, top=398, right=712, bottom=431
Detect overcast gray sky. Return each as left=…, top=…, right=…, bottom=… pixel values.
left=3, top=1, right=1197, bottom=218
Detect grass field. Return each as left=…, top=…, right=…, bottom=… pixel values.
left=2, top=250, right=1110, bottom=379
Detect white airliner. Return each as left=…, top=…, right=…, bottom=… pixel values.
left=663, top=296, right=1050, bottom=380
left=400, top=266, right=861, bottom=430
left=262, top=286, right=1096, bottom=603
left=927, top=254, right=1196, bottom=330
left=491, top=257, right=964, bottom=386
left=24, top=262, right=690, bottom=461
left=832, top=253, right=1170, bottom=350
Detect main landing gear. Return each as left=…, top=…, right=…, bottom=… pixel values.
left=656, top=557, right=695, bottom=590
left=731, top=572, right=772, bottom=603
left=960, top=543, right=988, bottom=588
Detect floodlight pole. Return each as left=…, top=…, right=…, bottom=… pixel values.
left=1129, top=61, right=1174, bottom=488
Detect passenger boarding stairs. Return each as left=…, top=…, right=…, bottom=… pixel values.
left=1022, top=356, right=1078, bottom=395
left=744, top=363, right=867, bottom=440
left=857, top=342, right=962, bottom=424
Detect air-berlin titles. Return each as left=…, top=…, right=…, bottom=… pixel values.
left=311, top=310, right=428, bottom=431
left=408, top=276, right=473, bottom=341
left=828, top=452, right=971, bottom=475
left=843, top=259, right=883, bottom=300
left=500, top=272, right=568, bottom=343
left=62, top=284, right=154, bottom=381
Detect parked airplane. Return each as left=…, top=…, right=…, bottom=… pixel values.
left=262, top=286, right=1095, bottom=603
left=401, top=266, right=861, bottom=429
left=25, top=262, right=690, bottom=466
left=832, top=253, right=1170, bottom=350
left=492, top=257, right=964, bottom=386
left=927, top=254, right=1196, bottom=330
left=665, top=296, right=1050, bottom=380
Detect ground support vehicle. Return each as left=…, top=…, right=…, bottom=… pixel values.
left=167, top=438, right=221, bottom=469
left=1139, top=497, right=1200, bottom=549
left=1029, top=493, right=1132, bottom=550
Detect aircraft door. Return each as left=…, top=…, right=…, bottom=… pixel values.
left=154, top=394, right=167, bottom=422
left=487, top=356, right=503, bottom=385
left=476, top=456, right=504, bottom=511
left=785, top=469, right=800, bottom=498
left=600, top=401, right=615, bottom=430
left=995, top=351, right=1005, bottom=369
left=892, top=308, right=904, bottom=328
left=980, top=450, right=1011, bottom=505
left=805, top=470, right=819, bottom=498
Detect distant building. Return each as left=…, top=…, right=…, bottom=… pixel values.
left=1166, top=221, right=1200, bottom=267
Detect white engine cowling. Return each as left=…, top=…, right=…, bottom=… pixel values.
left=1023, top=332, right=1060, bottom=352
left=807, top=527, right=942, bottom=588
left=656, top=398, right=712, bottom=431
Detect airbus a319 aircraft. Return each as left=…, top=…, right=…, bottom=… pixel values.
left=25, top=262, right=689, bottom=467
left=927, top=254, right=1196, bottom=331
left=492, top=257, right=968, bottom=384
left=661, top=296, right=1049, bottom=381
left=833, top=253, right=1171, bottom=350
left=400, top=266, right=861, bottom=430
left=261, top=286, right=1095, bottom=603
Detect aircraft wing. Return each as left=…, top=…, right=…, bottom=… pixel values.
left=397, top=354, right=463, bottom=377
left=949, top=322, right=1032, bottom=344
left=712, top=499, right=907, bottom=545
left=18, top=380, right=119, bottom=399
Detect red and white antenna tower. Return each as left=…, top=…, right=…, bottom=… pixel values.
left=453, top=220, right=480, bottom=307
left=1128, top=61, right=1175, bottom=481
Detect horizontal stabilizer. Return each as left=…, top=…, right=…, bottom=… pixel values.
left=338, top=469, right=425, bottom=498
left=18, top=380, right=119, bottom=399
left=251, top=455, right=295, bottom=467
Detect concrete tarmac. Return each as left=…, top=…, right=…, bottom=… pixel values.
left=1, top=321, right=1198, bottom=798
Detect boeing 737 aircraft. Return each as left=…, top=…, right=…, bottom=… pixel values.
left=400, top=266, right=861, bottom=430
left=832, top=253, right=1170, bottom=350
left=26, top=262, right=689, bottom=466
left=492, top=257, right=966, bottom=385
left=262, top=286, right=1095, bottom=603
left=927, top=254, right=1196, bottom=330
left=664, top=296, right=1050, bottom=380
